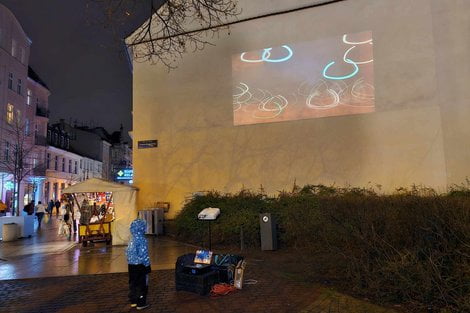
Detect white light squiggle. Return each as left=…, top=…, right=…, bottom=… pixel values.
left=240, top=45, right=293, bottom=63
left=306, top=88, right=340, bottom=109
left=343, top=46, right=373, bottom=65
left=233, top=83, right=289, bottom=119
left=342, top=34, right=373, bottom=45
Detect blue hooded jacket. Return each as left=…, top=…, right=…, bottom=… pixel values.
left=126, top=219, right=150, bottom=266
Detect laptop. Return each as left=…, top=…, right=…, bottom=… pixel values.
left=184, top=250, right=213, bottom=274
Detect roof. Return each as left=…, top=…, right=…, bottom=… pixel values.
left=62, top=178, right=138, bottom=193
left=28, top=67, right=49, bottom=90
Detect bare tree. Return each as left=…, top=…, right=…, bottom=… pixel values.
left=91, top=0, right=240, bottom=68
left=0, top=116, right=46, bottom=216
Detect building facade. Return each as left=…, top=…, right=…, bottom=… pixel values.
left=45, top=124, right=103, bottom=202
left=52, top=121, right=113, bottom=181
left=0, top=4, right=49, bottom=211
left=130, top=0, right=470, bottom=217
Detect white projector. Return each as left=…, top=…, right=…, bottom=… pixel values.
left=198, top=207, right=220, bottom=220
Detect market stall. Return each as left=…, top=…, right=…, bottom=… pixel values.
left=62, top=178, right=138, bottom=245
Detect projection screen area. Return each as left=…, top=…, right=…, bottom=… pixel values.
left=232, top=31, right=374, bottom=126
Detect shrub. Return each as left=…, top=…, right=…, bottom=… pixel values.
left=173, top=184, right=470, bottom=312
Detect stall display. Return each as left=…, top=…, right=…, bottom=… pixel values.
left=62, top=178, right=138, bottom=246
left=74, top=196, right=114, bottom=247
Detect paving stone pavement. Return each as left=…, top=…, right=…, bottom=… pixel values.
left=0, top=261, right=321, bottom=313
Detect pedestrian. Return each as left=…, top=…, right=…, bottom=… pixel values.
left=47, top=200, right=54, bottom=216
left=60, top=202, right=72, bottom=240
left=54, top=199, right=60, bottom=216
left=127, top=219, right=151, bottom=310
left=72, top=203, right=80, bottom=233
left=35, top=201, right=47, bottom=229
left=24, top=201, right=34, bottom=215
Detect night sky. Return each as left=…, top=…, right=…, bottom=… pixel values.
left=0, top=0, right=151, bottom=140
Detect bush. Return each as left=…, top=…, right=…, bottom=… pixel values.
left=173, top=184, right=470, bottom=312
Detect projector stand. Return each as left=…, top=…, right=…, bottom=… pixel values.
left=208, top=220, right=212, bottom=251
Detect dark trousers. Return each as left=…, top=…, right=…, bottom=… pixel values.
left=128, top=264, right=151, bottom=306
left=36, top=212, right=44, bottom=228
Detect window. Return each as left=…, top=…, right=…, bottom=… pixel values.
left=46, top=153, right=50, bottom=169
left=62, top=157, right=65, bottom=172
left=6, top=104, right=14, bottom=124
left=74, top=161, right=78, bottom=174
left=27, top=89, right=32, bottom=105
left=80, top=159, right=82, bottom=169
left=60, top=136, right=64, bottom=147
left=8, top=73, right=13, bottom=90
left=69, top=159, right=72, bottom=173
left=11, top=39, right=16, bottom=57
left=4, top=141, right=9, bottom=161
left=17, top=79, right=22, bottom=95
left=54, top=155, right=58, bottom=170
left=24, top=119, right=30, bottom=136
left=33, top=158, right=38, bottom=169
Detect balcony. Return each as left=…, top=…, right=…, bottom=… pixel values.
left=35, top=135, right=47, bottom=146
left=36, top=107, right=49, bottom=118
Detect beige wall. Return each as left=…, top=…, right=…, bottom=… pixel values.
left=132, top=0, right=470, bottom=217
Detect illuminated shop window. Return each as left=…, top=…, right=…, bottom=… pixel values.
left=6, top=104, right=14, bottom=124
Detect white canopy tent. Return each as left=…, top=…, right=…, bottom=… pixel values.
left=63, top=178, right=138, bottom=245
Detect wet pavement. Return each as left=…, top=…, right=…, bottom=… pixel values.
left=0, top=216, right=396, bottom=313
left=0, top=216, right=196, bottom=280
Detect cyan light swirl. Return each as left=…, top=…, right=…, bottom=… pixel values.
left=323, top=59, right=359, bottom=80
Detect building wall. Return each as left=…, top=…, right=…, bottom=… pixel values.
left=0, top=4, right=35, bottom=211
left=132, top=0, right=470, bottom=217
left=45, top=146, right=80, bottom=202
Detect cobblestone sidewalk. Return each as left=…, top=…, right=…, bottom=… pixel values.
left=0, top=262, right=321, bottom=313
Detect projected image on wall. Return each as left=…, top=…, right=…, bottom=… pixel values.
left=232, top=31, right=374, bottom=125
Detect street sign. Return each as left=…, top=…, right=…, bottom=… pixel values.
left=116, top=168, right=133, bottom=180
left=138, top=140, right=158, bottom=149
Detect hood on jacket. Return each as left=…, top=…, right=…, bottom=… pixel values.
left=130, top=219, right=146, bottom=237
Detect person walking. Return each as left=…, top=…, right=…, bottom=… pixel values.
left=35, top=201, right=47, bottom=229
left=127, top=219, right=151, bottom=310
left=60, top=202, right=72, bottom=240
left=54, top=199, right=60, bottom=216
left=47, top=200, right=54, bottom=216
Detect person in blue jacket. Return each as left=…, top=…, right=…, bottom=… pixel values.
left=127, top=219, right=151, bottom=310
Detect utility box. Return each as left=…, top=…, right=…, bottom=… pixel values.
left=138, top=208, right=164, bottom=235
left=259, top=213, right=278, bottom=250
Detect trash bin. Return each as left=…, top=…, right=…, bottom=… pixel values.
left=2, top=223, right=18, bottom=242
left=138, top=209, right=164, bottom=235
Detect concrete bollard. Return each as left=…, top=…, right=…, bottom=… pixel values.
left=2, top=223, right=18, bottom=241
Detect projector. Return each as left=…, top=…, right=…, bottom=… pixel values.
left=198, top=207, right=220, bottom=220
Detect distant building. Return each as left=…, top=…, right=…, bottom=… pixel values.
left=49, top=120, right=111, bottom=180
left=44, top=124, right=103, bottom=201
left=53, top=121, right=132, bottom=183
